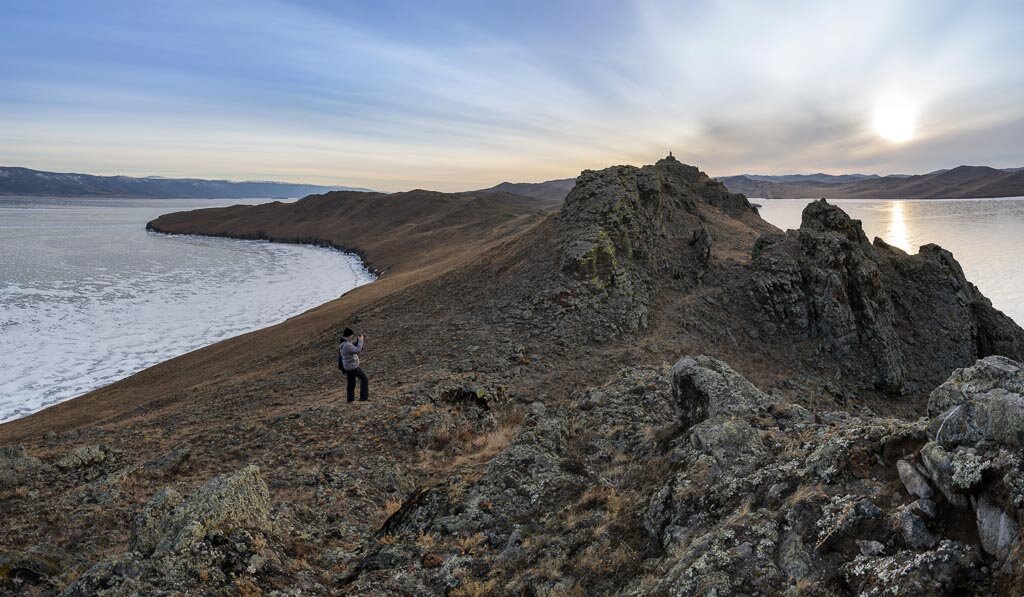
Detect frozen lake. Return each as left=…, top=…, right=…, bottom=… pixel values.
left=0, top=196, right=372, bottom=423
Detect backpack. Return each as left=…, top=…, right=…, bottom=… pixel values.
left=338, top=339, right=348, bottom=372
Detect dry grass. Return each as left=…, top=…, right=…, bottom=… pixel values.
left=574, top=540, right=638, bottom=582
left=456, top=532, right=487, bottom=555
left=449, top=578, right=497, bottom=597
left=787, top=483, right=825, bottom=506
left=419, top=407, right=526, bottom=473
left=381, top=498, right=402, bottom=518
left=410, top=403, right=434, bottom=419
left=415, top=531, right=436, bottom=549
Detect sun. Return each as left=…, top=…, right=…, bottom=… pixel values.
left=873, top=94, right=917, bottom=143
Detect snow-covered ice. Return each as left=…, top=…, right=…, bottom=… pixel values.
left=0, top=197, right=373, bottom=423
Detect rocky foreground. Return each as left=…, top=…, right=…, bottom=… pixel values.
left=3, top=157, right=1024, bottom=595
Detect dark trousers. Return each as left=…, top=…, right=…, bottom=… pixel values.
left=345, top=367, right=369, bottom=402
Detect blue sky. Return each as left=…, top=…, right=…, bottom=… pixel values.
left=1, top=0, right=1022, bottom=191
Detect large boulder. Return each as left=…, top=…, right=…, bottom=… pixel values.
left=928, top=356, right=1024, bottom=417
left=56, top=445, right=107, bottom=470
left=976, top=496, right=1019, bottom=561
left=927, top=356, right=1024, bottom=448
left=140, top=464, right=270, bottom=557
left=670, top=355, right=776, bottom=429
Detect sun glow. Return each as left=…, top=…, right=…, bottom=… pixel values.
left=873, top=94, right=918, bottom=143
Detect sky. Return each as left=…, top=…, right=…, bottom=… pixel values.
left=1, top=0, right=1023, bottom=192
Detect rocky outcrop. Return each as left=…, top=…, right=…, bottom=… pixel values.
left=335, top=356, right=1024, bottom=595
left=670, top=355, right=776, bottom=428
left=557, top=156, right=758, bottom=332
left=61, top=465, right=284, bottom=596
left=56, top=445, right=107, bottom=470
left=752, top=198, right=1024, bottom=396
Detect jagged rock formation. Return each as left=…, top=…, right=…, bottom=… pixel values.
left=557, top=157, right=760, bottom=332
left=3, top=156, right=1024, bottom=595
left=751, top=198, right=1024, bottom=396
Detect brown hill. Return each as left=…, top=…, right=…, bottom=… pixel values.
left=719, top=165, right=1024, bottom=198
left=3, top=157, right=1024, bottom=594
left=473, top=179, right=575, bottom=205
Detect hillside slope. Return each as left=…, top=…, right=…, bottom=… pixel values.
left=3, top=157, right=1024, bottom=595
left=473, top=179, right=575, bottom=204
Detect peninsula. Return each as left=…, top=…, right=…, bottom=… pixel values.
left=3, top=157, right=1024, bottom=595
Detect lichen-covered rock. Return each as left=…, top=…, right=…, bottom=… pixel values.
left=56, top=445, right=107, bottom=470
left=0, top=445, right=43, bottom=488
left=149, top=464, right=270, bottom=556
left=844, top=540, right=979, bottom=596
left=919, top=442, right=969, bottom=508
left=931, top=388, right=1024, bottom=447
left=61, top=465, right=286, bottom=595
left=129, top=487, right=184, bottom=556
left=928, top=355, right=1024, bottom=417
left=670, top=355, right=776, bottom=429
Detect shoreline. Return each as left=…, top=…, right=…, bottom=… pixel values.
left=145, top=222, right=384, bottom=278
left=0, top=221, right=375, bottom=426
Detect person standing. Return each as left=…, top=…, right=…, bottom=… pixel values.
left=339, top=328, right=368, bottom=402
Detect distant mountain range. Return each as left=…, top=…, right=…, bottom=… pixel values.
left=476, top=166, right=1024, bottom=202
left=0, top=166, right=372, bottom=198
left=717, top=166, right=1024, bottom=199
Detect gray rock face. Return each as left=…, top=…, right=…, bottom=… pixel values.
left=751, top=199, right=1024, bottom=396
left=932, top=389, right=1024, bottom=447
left=927, top=356, right=1024, bottom=449
left=976, top=496, right=1019, bottom=560
left=928, top=355, right=1024, bottom=417
left=897, top=459, right=934, bottom=499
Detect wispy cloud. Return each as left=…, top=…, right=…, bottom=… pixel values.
left=1, top=0, right=1022, bottom=190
